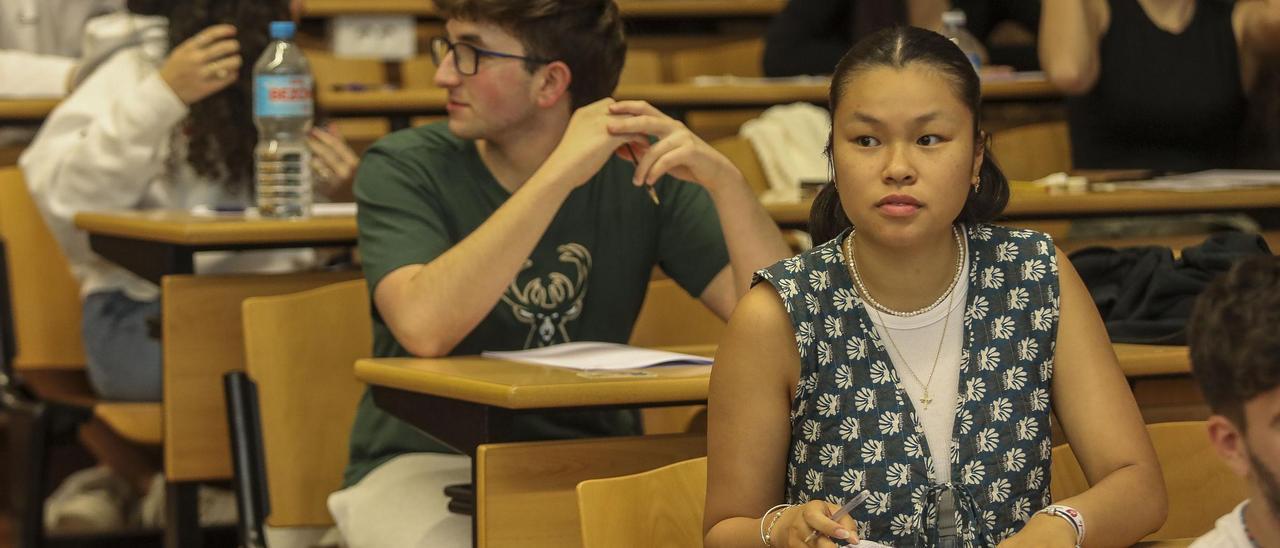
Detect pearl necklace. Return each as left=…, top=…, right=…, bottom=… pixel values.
left=843, top=224, right=966, bottom=318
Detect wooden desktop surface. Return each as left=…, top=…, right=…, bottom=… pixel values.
left=357, top=342, right=1187, bottom=408
left=0, top=98, right=59, bottom=122
left=74, top=209, right=356, bottom=246
left=765, top=184, right=1280, bottom=225
left=317, top=79, right=1057, bottom=116
left=356, top=344, right=717, bottom=410
left=304, top=0, right=787, bottom=17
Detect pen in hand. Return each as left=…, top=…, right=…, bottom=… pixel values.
left=802, top=490, right=870, bottom=544
left=623, top=142, right=660, bottom=206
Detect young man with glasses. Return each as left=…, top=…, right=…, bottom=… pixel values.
left=1187, top=255, right=1280, bottom=547
left=329, top=0, right=791, bottom=544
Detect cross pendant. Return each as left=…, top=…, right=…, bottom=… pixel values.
left=920, top=390, right=933, bottom=409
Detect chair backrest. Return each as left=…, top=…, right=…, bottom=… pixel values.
left=990, top=121, right=1072, bottom=181
left=241, top=278, right=371, bottom=528
left=709, top=136, right=769, bottom=196
left=669, top=38, right=764, bottom=82
left=476, top=433, right=706, bottom=547
left=619, top=48, right=665, bottom=85
left=305, top=49, right=387, bottom=92
left=0, top=167, right=86, bottom=370
left=1050, top=421, right=1247, bottom=540
left=162, top=270, right=361, bottom=483
left=628, top=277, right=724, bottom=348
left=576, top=456, right=708, bottom=548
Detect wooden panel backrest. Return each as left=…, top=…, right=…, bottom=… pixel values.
left=619, top=48, right=664, bottom=85
left=306, top=49, right=386, bottom=92
left=1050, top=421, right=1247, bottom=540
left=400, top=55, right=437, bottom=89
left=577, top=456, right=707, bottom=548
left=476, top=433, right=706, bottom=547
left=710, top=136, right=769, bottom=196
left=0, top=167, right=86, bottom=369
left=669, top=38, right=764, bottom=82
left=990, top=121, right=1072, bottom=181
left=628, top=277, right=724, bottom=347
left=162, top=270, right=360, bottom=482
left=242, top=279, right=371, bottom=528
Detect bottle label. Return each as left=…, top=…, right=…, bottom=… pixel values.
left=254, top=75, right=314, bottom=117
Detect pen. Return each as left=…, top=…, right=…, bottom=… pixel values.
left=624, top=142, right=660, bottom=206
left=802, top=490, right=870, bottom=544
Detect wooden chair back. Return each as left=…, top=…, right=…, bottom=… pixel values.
left=577, top=456, right=707, bottom=548
left=305, top=49, right=386, bottom=92
left=709, top=136, right=769, bottom=196
left=1051, top=421, right=1247, bottom=540
left=990, top=121, right=1072, bottom=181
left=476, top=433, right=706, bottom=547
left=162, top=270, right=360, bottom=482
left=669, top=38, right=764, bottom=82
left=242, top=279, right=371, bottom=527
left=0, top=166, right=86, bottom=369
left=619, top=48, right=665, bottom=85
left=630, top=276, right=722, bottom=435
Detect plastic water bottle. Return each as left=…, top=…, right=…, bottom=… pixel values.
left=253, top=21, right=313, bottom=218
left=940, top=10, right=987, bottom=73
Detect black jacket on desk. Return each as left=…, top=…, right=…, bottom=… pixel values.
left=1069, top=231, right=1272, bottom=345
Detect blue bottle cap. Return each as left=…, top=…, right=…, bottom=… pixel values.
left=269, top=21, right=296, bottom=40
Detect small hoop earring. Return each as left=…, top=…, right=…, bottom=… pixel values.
left=972, top=179, right=981, bottom=193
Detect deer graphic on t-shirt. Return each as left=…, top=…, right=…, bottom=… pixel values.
left=500, top=243, right=591, bottom=348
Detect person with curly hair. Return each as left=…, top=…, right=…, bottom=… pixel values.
left=17, top=0, right=360, bottom=531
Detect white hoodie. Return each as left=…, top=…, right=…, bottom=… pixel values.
left=19, top=13, right=313, bottom=302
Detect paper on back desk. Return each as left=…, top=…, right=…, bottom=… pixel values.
left=481, top=341, right=712, bottom=371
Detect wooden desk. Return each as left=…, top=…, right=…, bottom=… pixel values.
left=356, top=342, right=1186, bottom=456
left=304, top=0, right=786, bottom=17
left=357, top=344, right=716, bottom=457
left=318, top=79, right=1058, bottom=122
left=764, top=185, right=1280, bottom=227
left=74, top=210, right=356, bottom=284
left=0, top=98, right=58, bottom=125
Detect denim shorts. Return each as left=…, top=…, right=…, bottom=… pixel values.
left=81, top=290, right=162, bottom=401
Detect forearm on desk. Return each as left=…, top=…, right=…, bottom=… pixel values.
left=377, top=176, right=573, bottom=357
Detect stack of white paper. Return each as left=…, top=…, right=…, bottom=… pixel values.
left=481, top=342, right=712, bottom=371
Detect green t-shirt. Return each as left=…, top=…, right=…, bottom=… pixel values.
left=344, top=122, right=730, bottom=487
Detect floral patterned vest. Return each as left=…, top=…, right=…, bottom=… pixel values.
left=754, top=224, right=1061, bottom=547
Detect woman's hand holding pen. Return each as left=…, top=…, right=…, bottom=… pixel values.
left=773, top=500, right=858, bottom=548
left=605, top=100, right=745, bottom=195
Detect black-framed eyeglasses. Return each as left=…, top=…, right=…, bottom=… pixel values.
left=429, top=36, right=553, bottom=76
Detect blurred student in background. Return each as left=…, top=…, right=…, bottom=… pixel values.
left=1040, top=0, right=1280, bottom=172
left=763, top=0, right=1042, bottom=77
left=18, top=0, right=359, bottom=530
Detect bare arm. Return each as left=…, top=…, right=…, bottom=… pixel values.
left=1002, top=248, right=1166, bottom=546
left=703, top=284, right=799, bottom=546
left=374, top=99, right=633, bottom=357
left=1236, top=0, right=1280, bottom=91
left=608, top=100, right=793, bottom=311
left=1039, top=0, right=1108, bottom=95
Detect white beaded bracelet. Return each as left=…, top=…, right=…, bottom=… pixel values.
left=1036, top=504, right=1085, bottom=547
left=759, top=504, right=793, bottom=546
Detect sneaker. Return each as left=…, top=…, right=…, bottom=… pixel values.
left=44, top=465, right=132, bottom=533
left=131, top=473, right=240, bottom=528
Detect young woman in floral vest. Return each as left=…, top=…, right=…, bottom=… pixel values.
left=704, top=26, right=1167, bottom=548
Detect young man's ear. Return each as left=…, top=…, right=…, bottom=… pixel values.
left=1206, top=414, right=1251, bottom=477
left=533, top=60, right=572, bottom=109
